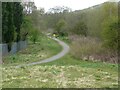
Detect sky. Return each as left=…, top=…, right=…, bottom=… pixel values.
left=34, top=0, right=109, bottom=12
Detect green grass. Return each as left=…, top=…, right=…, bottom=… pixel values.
left=3, top=34, right=62, bottom=67
left=2, top=34, right=118, bottom=88
left=2, top=53, right=118, bottom=88
left=2, top=62, right=118, bottom=88
left=41, top=54, right=118, bottom=71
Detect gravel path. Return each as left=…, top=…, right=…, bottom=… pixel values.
left=16, top=37, right=70, bottom=68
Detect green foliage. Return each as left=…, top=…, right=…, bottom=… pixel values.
left=13, top=2, right=23, bottom=42
left=2, top=3, right=15, bottom=51
left=2, top=55, right=118, bottom=88
left=2, top=2, right=23, bottom=51
left=29, top=28, right=39, bottom=44
left=101, top=2, right=118, bottom=18
left=42, top=2, right=118, bottom=38
left=2, top=3, right=8, bottom=43
left=2, top=3, right=14, bottom=44
left=30, top=9, right=40, bottom=30
left=21, top=2, right=45, bottom=41
left=102, top=16, right=118, bottom=51
left=41, top=2, right=118, bottom=52
left=55, top=19, right=67, bottom=36
left=21, top=16, right=32, bottom=41
left=3, top=34, right=62, bottom=66
left=73, top=22, right=88, bottom=36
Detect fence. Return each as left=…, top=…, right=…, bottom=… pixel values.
left=0, top=40, right=27, bottom=56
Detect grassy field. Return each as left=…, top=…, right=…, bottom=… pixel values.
left=2, top=58, right=118, bottom=88
left=2, top=33, right=62, bottom=67
left=2, top=35, right=118, bottom=88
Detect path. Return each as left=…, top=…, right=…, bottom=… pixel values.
left=16, top=37, right=70, bottom=68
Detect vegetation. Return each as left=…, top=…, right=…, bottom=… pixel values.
left=13, top=2, right=23, bottom=42
left=3, top=33, right=62, bottom=67
left=39, top=2, right=118, bottom=63
left=2, top=2, right=23, bottom=51
left=2, top=1, right=119, bottom=88
left=2, top=55, right=118, bottom=88
left=72, top=21, right=88, bottom=36
left=29, top=28, right=39, bottom=44
left=69, top=35, right=117, bottom=63
left=55, top=19, right=67, bottom=36
left=102, top=16, right=118, bottom=51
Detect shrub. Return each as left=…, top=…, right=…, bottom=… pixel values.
left=70, top=36, right=102, bottom=59
left=20, top=16, right=32, bottom=41
left=70, top=35, right=117, bottom=63
left=54, top=19, right=67, bottom=36
left=29, top=28, right=39, bottom=44
left=72, top=21, right=88, bottom=37
left=101, top=16, right=118, bottom=51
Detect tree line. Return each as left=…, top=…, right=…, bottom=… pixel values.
left=2, top=2, right=23, bottom=51
left=2, top=1, right=119, bottom=54
left=2, top=2, right=41, bottom=51
left=38, top=2, right=118, bottom=52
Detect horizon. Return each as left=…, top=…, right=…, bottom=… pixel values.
left=34, top=0, right=109, bottom=12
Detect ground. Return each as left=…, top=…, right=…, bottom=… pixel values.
left=2, top=63, right=118, bottom=88
left=2, top=34, right=118, bottom=88
left=3, top=34, right=62, bottom=67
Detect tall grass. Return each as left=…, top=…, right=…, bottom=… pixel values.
left=69, top=35, right=117, bottom=63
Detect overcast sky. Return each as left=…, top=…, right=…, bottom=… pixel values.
left=34, top=0, right=110, bottom=12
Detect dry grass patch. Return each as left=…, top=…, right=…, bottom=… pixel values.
left=2, top=65, right=118, bottom=88
left=69, top=35, right=117, bottom=63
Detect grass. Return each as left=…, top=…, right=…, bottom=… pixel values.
left=2, top=53, right=118, bottom=88
left=0, top=65, right=2, bottom=89
left=41, top=54, right=118, bottom=71
left=2, top=61, right=118, bottom=88
left=2, top=33, right=62, bottom=67
left=2, top=34, right=118, bottom=88
left=59, top=35, right=117, bottom=63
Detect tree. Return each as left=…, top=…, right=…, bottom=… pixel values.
left=2, top=2, right=8, bottom=43
left=102, top=16, right=118, bottom=51
left=48, top=6, right=71, bottom=14
left=21, top=2, right=44, bottom=43
left=30, top=7, right=40, bottom=30
left=22, top=2, right=36, bottom=15
left=30, top=28, right=39, bottom=44
left=13, top=2, right=23, bottom=42
left=2, top=2, right=23, bottom=51
left=3, top=3, right=15, bottom=51
left=38, top=7, right=45, bottom=15
left=54, top=19, right=66, bottom=36
left=101, top=2, right=118, bottom=51
left=20, top=16, right=32, bottom=41
left=73, top=21, right=88, bottom=37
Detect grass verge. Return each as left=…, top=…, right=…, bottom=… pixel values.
left=3, top=34, right=62, bottom=67
left=2, top=61, right=118, bottom=88
left=2, top=35, right=118, bottom=88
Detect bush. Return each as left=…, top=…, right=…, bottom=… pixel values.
left=101, top=16, right=118, bottom=51
left=54, top=19, right=67, bottom=36
left=70, top=36, right=102, bottom=59
left=70, top=35, right=117, bottom=63
left=20, top=16, right=32, bottom=41
left=29, top=28, right=39, bottom=44
left=72, top=22, right=88, bottom=37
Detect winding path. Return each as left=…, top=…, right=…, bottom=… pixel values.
left=16, top=37, right=70, bottom=68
